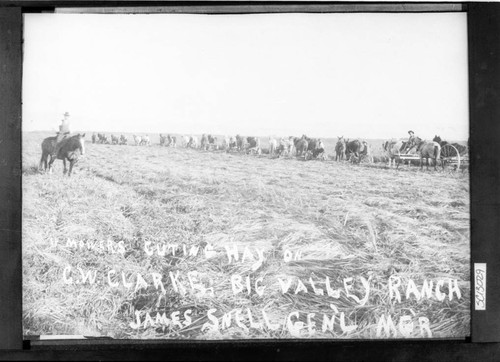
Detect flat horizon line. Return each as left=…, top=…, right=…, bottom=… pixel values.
left=23, top=130, right=468, bottom=143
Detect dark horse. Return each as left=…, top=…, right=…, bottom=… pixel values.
left=335, top=136, right=346, bottom=161
left=235, top=134, right=246, bottom=151
left=345, top=139, right=365, bottom=163
left=160, top=134, right=167, bottom=146
left=39, top=133, right=86, bottom=176
left=433, top=135, right=468, bottom=156
left=414, top=137, right=441, bottom=170
left=294, top=137, right=308, bottom=157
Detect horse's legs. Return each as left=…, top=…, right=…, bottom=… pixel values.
left=48, top=155, right=56, bottom=174
left=39, top=152, right=46, bottom=171
left=63, top=159, right=67, bottom=175
left=68, top=160, right=74, bottom=176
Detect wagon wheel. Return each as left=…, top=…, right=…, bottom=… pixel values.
left=461, top=150, right=470, bottom=169
left=441, top=144, right=461, bottom=171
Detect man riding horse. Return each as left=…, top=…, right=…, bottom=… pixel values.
left=52, top=112, right=71, bottom=158
left=402, top=130, right=417, bottom=154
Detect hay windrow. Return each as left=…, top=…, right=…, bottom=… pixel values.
left=22, top=132, right=470, bottom=339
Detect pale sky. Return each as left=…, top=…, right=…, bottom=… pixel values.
left=22, top=12, right=469, bottom=140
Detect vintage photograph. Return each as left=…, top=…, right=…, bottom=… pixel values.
left=22, top=12, right=470, bottom=339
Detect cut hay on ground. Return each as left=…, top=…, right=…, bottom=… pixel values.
left=22, top=133, right=470, bottom=339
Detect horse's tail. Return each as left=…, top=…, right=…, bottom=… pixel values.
left=39, top=139, right=53, bottom=170
left=434, top=144, right=441, bottom=160
left=39, top=152, right=46, bottom=170
left=434, top=144, right=442, bottom=168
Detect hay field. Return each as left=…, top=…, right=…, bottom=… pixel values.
left=22, top=132, right=470, bottom=339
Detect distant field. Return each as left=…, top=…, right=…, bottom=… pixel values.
left=22, top=131, right=470, bottom=339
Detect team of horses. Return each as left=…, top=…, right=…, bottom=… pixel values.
left=39, top=131, right=466, bottom=176
left=91, top=133, right=153, bottom=146
left=334, top=137, right=371, bottom=163
left=278, top=135, right=327, bottom=160
left=206, top=134, right=328, bottom=159
left=382, top=134, right=468, bottom=171
left=92, top=133, right=129, bottom=145
left=432, top=135, right=468, bottom=155
left=160, top=134, right=177, bottom=147
left=383, top=138, right=441, bottom=170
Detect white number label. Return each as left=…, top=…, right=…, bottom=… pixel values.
left=474, top=263, right=486, bottom=311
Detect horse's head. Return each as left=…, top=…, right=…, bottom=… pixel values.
left=66, top=134, right=85, bottom=156
left=78, top=133, right=86, bottom=155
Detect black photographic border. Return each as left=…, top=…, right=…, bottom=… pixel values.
left=1, top=1, right=499, bottom=360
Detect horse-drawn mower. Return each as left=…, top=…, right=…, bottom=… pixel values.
left=395, top=143, right=468, bottom=171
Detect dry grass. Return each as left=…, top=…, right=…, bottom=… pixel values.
left=22, top=132, right=469, bottom=339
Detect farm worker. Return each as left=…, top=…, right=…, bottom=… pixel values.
left=52, top=112, right=71, bottom=158
left=408, top=130, right=415, bottom=143
left=361, top=141, right=369, bottom=155
left=403, top=130, right=416, bottom=153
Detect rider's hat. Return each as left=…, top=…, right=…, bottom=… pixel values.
left=408, top=130, right=414, bottom=135
left=63, top=112, right=70, bottom=117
